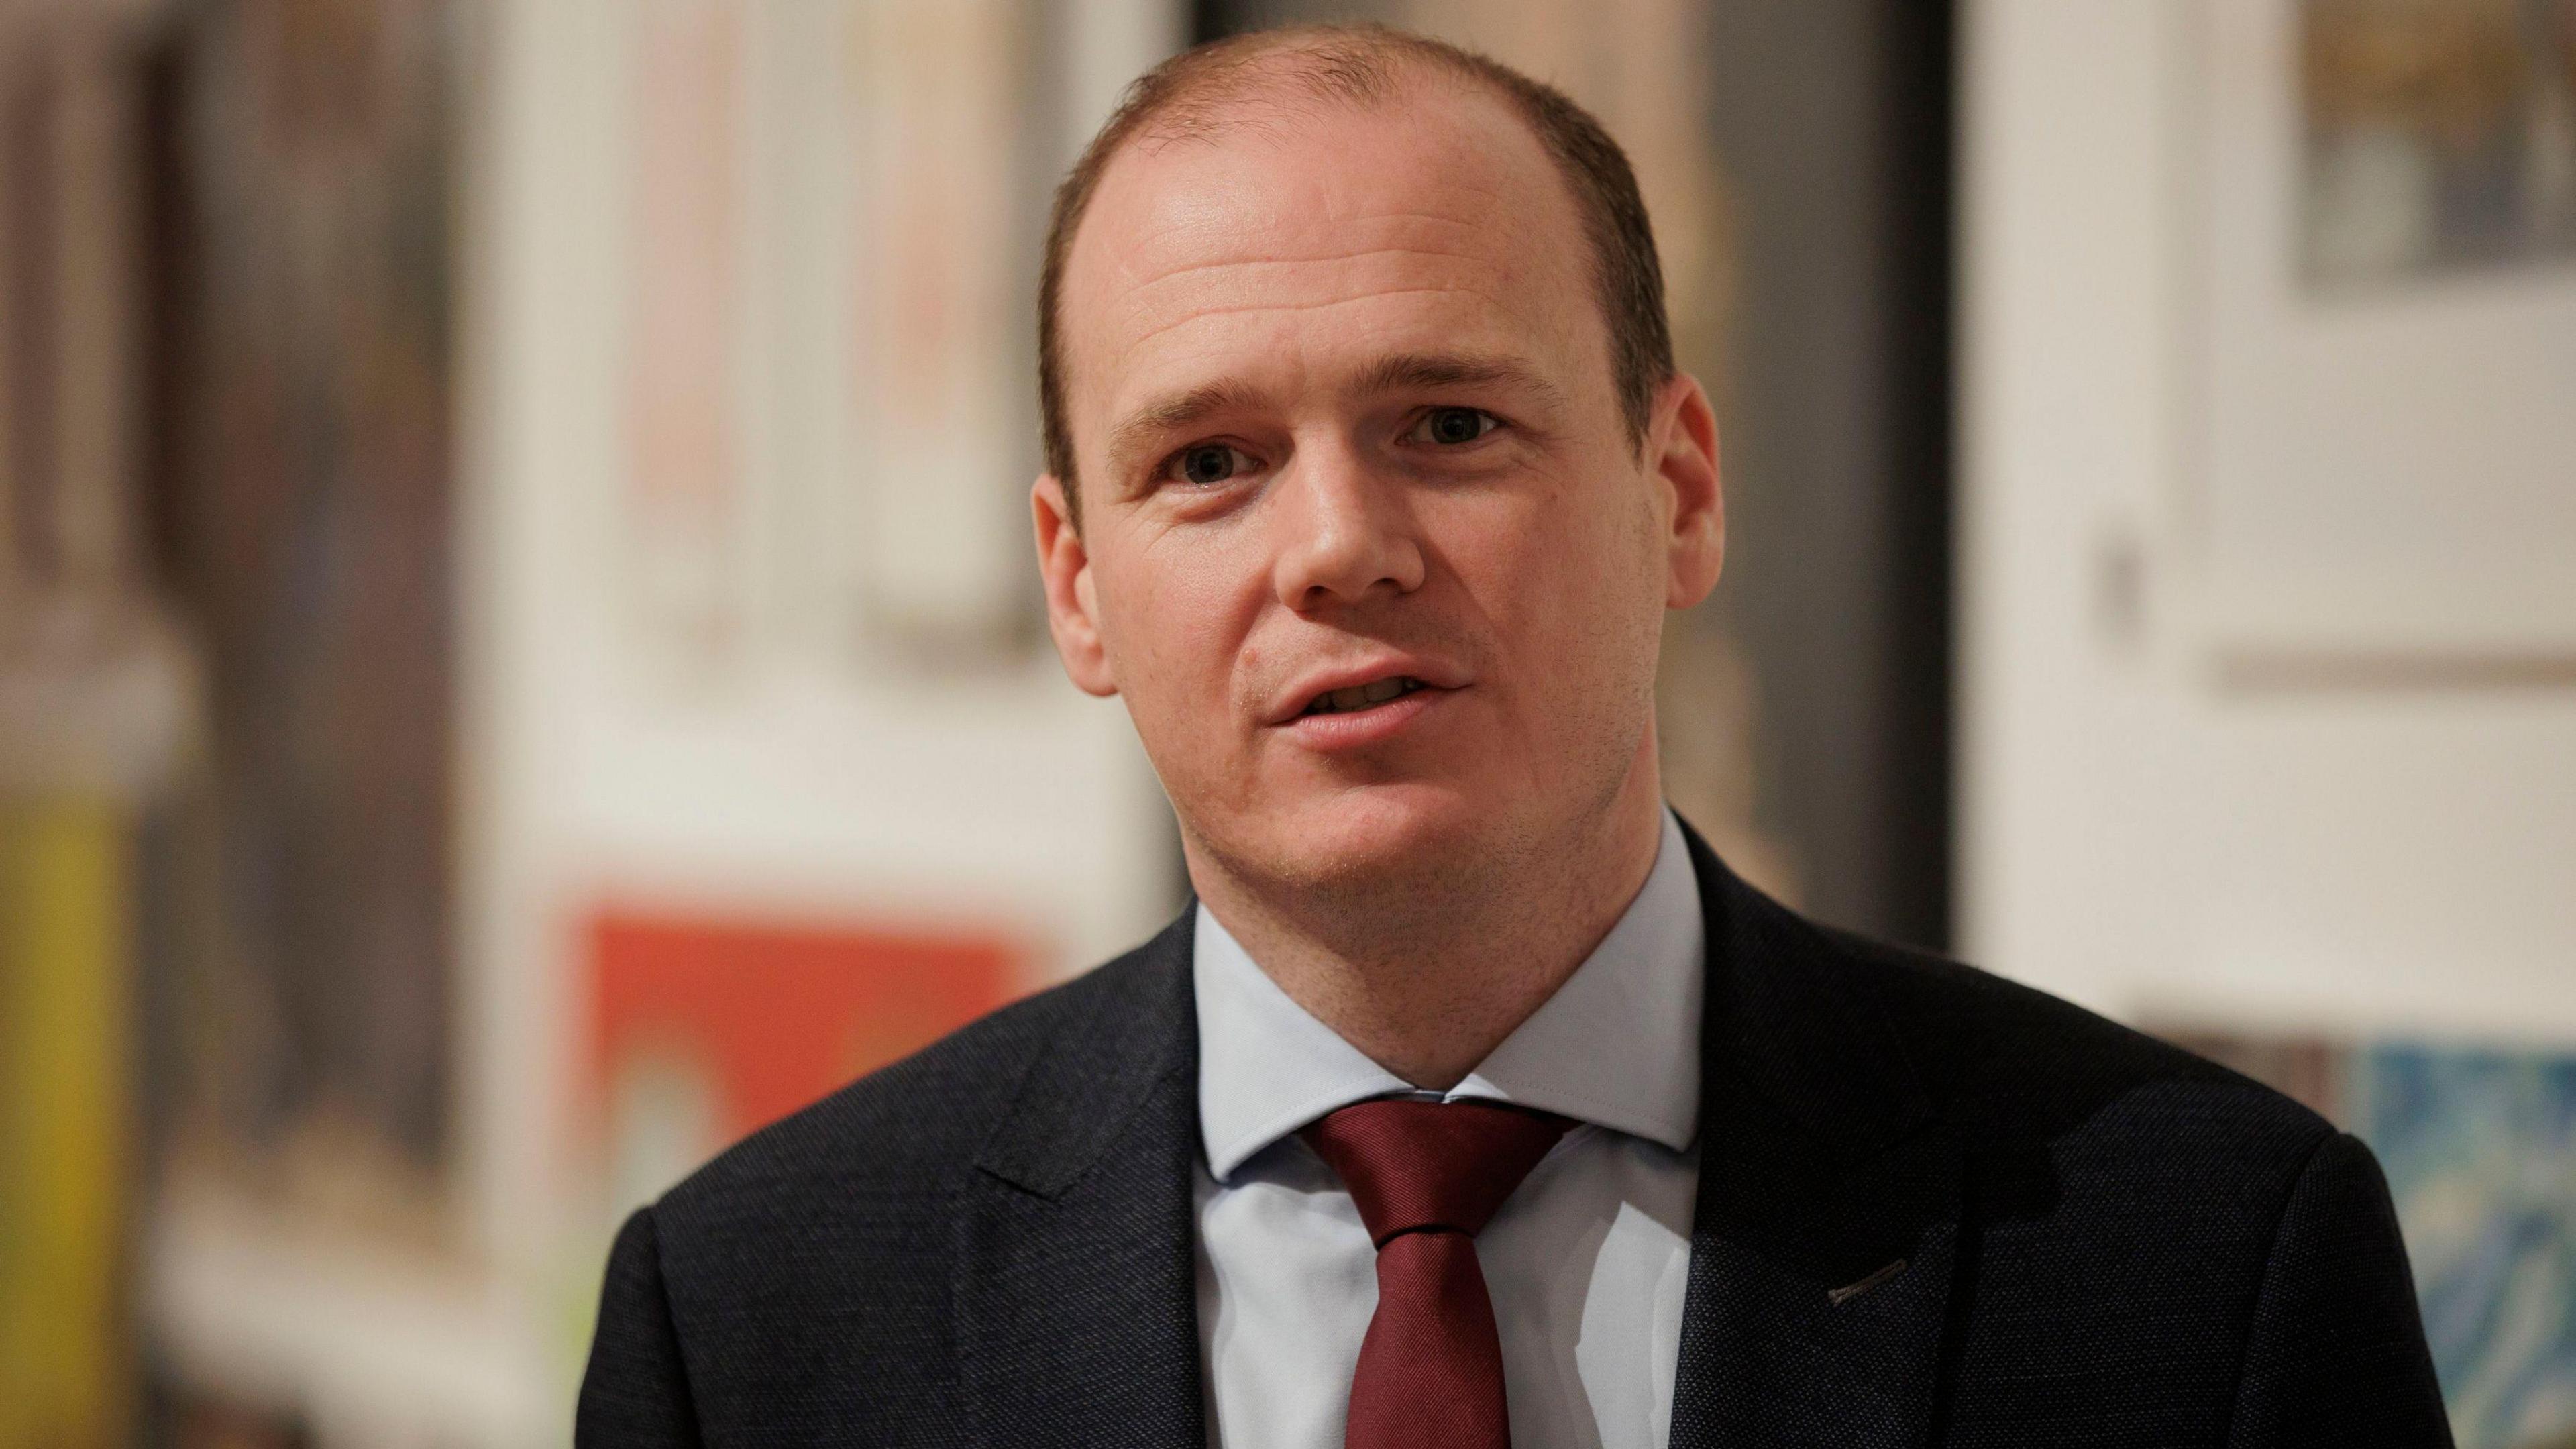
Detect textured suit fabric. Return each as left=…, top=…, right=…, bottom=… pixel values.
left=577, top=824, right=2455, bottom=1448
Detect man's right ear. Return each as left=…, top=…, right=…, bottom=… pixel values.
left=1032, top=474, right=1118, bottom=698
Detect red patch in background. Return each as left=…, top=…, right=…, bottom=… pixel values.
left=586, top=910, right=1024, bottom=1144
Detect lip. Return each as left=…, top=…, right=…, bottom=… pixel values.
left=1264, top=655, right=1472, bottom=727
left=1260, top=654, right=1470, bottom=753
left=1278, top=682, right=1456, bottom=751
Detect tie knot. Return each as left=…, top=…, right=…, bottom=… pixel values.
left=1300, top=1099, right=1572, bottom=1247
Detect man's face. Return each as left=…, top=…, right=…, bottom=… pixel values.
left=1036, top=82, right=1721, bottom=897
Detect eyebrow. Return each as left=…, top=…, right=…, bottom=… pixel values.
left=1348, top=351, right=1570, bottom=414
left=1104, top=379, right=1272, bottom=480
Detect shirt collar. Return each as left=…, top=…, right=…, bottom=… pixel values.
left=1193, top=808, right=1705, bottom=1182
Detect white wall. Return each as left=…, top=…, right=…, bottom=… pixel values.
left=1959, top=0, right=2576, bottom=1044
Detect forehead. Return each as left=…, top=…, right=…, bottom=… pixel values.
left=1059, top=81, right=1604, bottom=447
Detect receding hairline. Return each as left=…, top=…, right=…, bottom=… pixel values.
left=1066, top=66, right=1599, bottom=461
left=1038, top=24, right=1675, bottom=518
left=1112, top=28, right=1512, bottom=153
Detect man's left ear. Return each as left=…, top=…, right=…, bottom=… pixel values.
left=1651, top=372, right=1725, bottom=609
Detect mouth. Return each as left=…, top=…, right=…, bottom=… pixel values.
left=1299, top=675, right=1434, bottom=716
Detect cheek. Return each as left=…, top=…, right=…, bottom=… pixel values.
left=1092, top=525, right=1263, bottom=714
left=1462, top=470, right=1662, bottom=657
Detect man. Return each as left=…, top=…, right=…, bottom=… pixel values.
left=580, top=25, right=2451, bottom=1449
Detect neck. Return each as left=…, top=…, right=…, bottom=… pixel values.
left=1185, top=739, right=1668, bottom=1091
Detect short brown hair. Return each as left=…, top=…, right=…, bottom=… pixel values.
left=1036, top=24, right=1674, bottom=519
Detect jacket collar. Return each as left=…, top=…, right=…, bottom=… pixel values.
left=1669, top=820, right=1963, bottom=1449
left=953, top=819, right=1963, bottom=1448
left=1686, top=820, right=1949, bottom=1270
left=971, top=908, right=1199, bottom=1199
left=957, top=911, right=1205, bottom=1449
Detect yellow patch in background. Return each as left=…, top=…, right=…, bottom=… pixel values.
left=0, top=798, right=131, bottom=1449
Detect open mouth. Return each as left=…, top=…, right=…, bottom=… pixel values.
left=1300, top=676, right=1432, bottom=716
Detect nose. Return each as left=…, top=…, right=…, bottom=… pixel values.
left=1269, top=442, right=1426, bottom=612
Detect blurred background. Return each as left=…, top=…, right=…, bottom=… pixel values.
left=0, top=0, right=2569, bottom=1444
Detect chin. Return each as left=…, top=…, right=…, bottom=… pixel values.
left=1252, top=780, right=1501, bottom=890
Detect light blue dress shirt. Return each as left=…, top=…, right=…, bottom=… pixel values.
left=1192, top=808, right=1706, bottom=1449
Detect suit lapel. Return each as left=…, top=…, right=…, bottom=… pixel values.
left=948, top=837, right=1964, bottom=1446
left=955, top=912, right=1204, bottom=1449
left=1668, top=826, right=1964, bottom=1448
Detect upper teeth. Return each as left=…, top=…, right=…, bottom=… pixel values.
left=1311, top=677, right=1420, bottom=714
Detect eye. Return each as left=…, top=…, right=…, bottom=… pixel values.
left=1166, top=442, right=1258, bottom=486
left=1408, top=407, right=1501, bottom=447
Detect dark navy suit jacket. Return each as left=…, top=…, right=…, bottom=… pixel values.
left=578, top=823, right=2453, bottom=1446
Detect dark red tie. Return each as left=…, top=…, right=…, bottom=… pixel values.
left=1300, top=1099, right=1572, bottom=1449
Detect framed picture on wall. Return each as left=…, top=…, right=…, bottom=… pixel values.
left=2182, top=0, right=2576, bottom=684
left=614, top=0, right=1046, bottom=683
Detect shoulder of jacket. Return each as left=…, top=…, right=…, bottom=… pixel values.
left=1817, top=923, right=2339, bottom=1163
left=653, top=928, right=1183, bottom=1225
